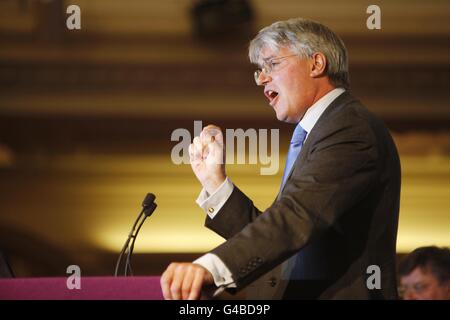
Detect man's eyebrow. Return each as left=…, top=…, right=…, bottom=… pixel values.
left=256, top=55, right=275, bottom=68
left=262, top=55, right=276, bottom=62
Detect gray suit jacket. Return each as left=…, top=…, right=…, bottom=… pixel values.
left=206, top=91, right=401, bottom=299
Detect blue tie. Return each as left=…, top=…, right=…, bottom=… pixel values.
left=280, top=123, right=308, bottom=280
left=280, top=123, right=308, bottom=190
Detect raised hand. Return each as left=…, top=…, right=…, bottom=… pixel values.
left=189, top=125, right=226, bottom=194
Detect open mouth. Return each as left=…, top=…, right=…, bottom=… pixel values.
left=264, top=90, right=279, bottom=105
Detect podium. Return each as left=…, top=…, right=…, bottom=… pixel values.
left=0, top=276, right=163, bottom=300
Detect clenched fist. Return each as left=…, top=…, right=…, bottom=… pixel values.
left=189, top=125, right=226, bottom=194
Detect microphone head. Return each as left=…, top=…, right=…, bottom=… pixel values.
left=142, top=193, right=156, bottom=208
left=143, top=203, right=157, bottom=217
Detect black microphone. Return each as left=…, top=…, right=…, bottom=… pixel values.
left=142, top=193, right=155, bottom=209
left=114, top=193, right=157, bottom=276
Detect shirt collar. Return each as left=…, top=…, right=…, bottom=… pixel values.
left=299, top=88, right=345, bottom=135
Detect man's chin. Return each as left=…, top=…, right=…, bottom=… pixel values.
left=275, top=112, right=287, bottom=122
left=275, top=112, right=297, bottom=124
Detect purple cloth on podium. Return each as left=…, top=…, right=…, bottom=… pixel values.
left=0, top=276, right=163, bottom=300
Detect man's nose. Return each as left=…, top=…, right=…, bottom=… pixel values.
left=256, top=70, right=271, bottom=86
left=403, top=290, right=418, bottom=300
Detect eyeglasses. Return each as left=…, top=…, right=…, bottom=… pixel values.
left=398, top=282, right=430, bottom=298
left=254, top=54, right=298, bottom=84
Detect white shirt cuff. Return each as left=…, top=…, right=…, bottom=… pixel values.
left=194, top=253, right=236, bottom=290
left=195, top=177, right=234, bottom=218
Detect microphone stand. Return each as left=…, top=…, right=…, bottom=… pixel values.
left=125, top=203, right=156, bottom=275
left=114, top=194, right=156, bottom=277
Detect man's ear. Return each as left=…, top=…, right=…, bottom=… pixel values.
left=310, top=52, right=327, bottom=78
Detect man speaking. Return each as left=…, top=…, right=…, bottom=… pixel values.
left=161, top=17, right=401, bottom=300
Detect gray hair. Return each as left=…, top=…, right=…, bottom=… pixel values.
left=249, top=18, right=350, bottom=89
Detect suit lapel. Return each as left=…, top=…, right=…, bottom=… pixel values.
left=277, top=91, right=357, bottom=197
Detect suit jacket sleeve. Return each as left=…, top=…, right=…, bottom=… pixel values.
left=207, top=113, right=380, bottom=289
left=204, top=185, right=263, bottom=240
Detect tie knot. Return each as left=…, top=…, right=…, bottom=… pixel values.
left=291, top=124, right=307, bottom=145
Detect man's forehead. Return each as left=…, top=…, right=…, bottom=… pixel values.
left=259, top=46, right=277, bottom=60
left=258, top=46, right=290, bottom=63
left=401, top=266, right=435, bottom=283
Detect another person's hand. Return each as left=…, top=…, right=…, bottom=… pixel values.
left=160, top=262, right=215, bottom=300
left=189, top=125, right=226, bottom=194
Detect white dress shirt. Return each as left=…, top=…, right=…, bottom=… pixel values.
left=193, top=88, right=346, bottom=291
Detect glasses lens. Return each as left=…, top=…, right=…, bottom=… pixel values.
left=254, top=69, right=261, bottom=84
